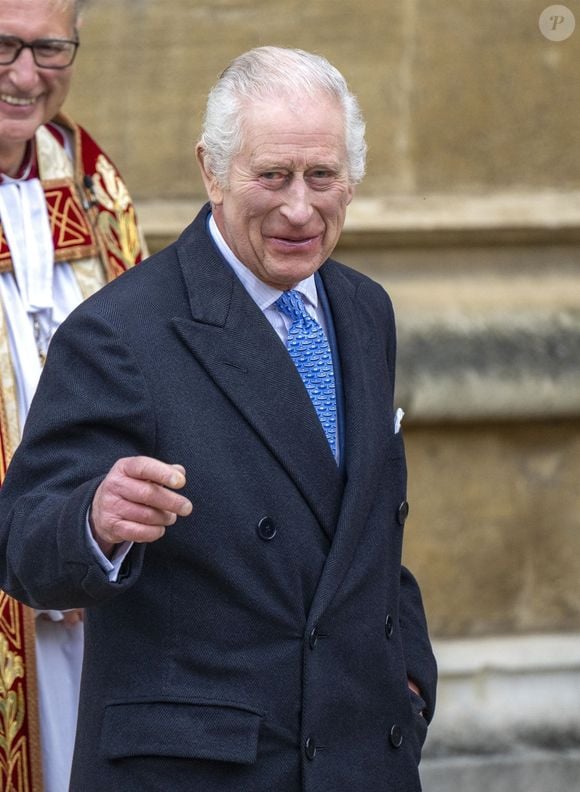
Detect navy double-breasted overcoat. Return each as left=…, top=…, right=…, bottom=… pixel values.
left=0, top=204, right=436, bottom=791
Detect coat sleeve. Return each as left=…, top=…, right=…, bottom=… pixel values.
left=0, top=306, right=151, bottom=609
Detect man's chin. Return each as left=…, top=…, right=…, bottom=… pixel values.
left=263, top=259, right=323, bottom=290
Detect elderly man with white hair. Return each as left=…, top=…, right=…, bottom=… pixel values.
left=0, top=0, right=145, bottom=790
left=0, top=46, right=435, bottom=791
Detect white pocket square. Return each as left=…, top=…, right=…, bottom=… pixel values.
left=394, top=407, right=405, bottom=434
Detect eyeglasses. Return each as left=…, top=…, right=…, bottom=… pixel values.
left=0, top=35, right=79, bottom=69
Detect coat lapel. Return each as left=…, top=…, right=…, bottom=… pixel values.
left=307, top=262, right=396, bottom=621
left=171, top=209, right=343, bottom=541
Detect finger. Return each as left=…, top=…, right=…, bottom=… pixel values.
left=118, top=456, right=188, bottom=490
left=106, top=520, right=167, bottom=545
left=109, top=477, right=192, bottom=518
left=105, top=499, right=180, bottom=528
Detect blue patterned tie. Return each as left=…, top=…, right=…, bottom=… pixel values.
left=276, top=290, right=337, bottom=456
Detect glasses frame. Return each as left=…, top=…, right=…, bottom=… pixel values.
left=0, top=35, right=79, bottom=69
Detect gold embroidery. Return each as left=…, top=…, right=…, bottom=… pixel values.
left=45, top=183, right=97, bottom=261
left=0, top=616, right=30, bottom=791
left=92, top=155, right=142, bottom=270
left=0, top=302, right=21, bottom=478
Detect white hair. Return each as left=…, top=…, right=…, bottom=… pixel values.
left=199, top=46, right=367, bottom=187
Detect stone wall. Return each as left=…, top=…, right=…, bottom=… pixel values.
left=69, top=0, right=580, bottom=200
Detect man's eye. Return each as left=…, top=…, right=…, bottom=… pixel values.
left=36, top=42, right=66, bottom=56
left=259, top=172, right=287, bottom=187
left=307, top=170, right=336, bottom=186
left=0, top=36, right=19, bottom=55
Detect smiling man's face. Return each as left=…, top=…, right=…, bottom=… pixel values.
left=198, top=93, right=354, bottom=290
left=0, top=0, right=76, bottom=175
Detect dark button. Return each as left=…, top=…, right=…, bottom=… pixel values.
left=385, top=614, right=394, bottom=639
left=256, top=516, right=276, bottom=541
left=389, top=724, right=403, bottom=748
left=305, top=736, right=317, bottom=760
left=397, top=500, right=409, bottom=526
left=309, top=625, right=319, bottom=649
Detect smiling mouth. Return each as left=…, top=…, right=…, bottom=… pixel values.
left=270, top=234, right=320, bottom=246
left=0, top=94, right=37, bottom=107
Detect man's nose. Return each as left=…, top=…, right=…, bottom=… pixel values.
left=9, top=48, right=40, bottom=90
left=279, top=176, right=314, bottom=225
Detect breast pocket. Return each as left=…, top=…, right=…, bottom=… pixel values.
left=101, top=700, right=263, bottom=765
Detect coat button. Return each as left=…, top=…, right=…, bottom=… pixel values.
left=397, top=500, right=409, bottom=526
left=385, top=614, right=394, bottom=639
left=389, top=724, right=403, bottom=748
left=256, top=516, right=276, bottom=541
left=305, top=736, right=317, bottom=760
left=309, top=625, right=319, bottom=649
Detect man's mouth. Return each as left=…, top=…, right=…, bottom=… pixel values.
left=269, top=234, right=321, bottom=247
left=0, top=94, right=37, bottom=107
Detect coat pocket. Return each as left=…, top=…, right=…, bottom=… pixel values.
left=101, top=700, right=262, bottom=765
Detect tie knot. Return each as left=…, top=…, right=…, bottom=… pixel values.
left=275, top=290, right=310, bottom=323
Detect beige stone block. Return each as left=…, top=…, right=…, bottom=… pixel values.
left=409, top=0, right=580, bottom=192
left=403, top=421, right=580, bottom=637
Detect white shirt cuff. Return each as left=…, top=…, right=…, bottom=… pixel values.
left=85, top=513, right=132, bottom=582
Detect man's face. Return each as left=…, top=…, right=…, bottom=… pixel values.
left=199, top=93, right=354, bottom=290
left=0, top=0, right=76, bottom=170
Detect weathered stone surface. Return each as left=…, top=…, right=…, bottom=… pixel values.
left=68, top=1, right=580, bottom=199
left=396, top=310, right=580, bottom=420
left=410, top=1, right=580, bottom=193
left=421, top=751, right=580, bottom=792
left=426, top=634, right=580, bottom=755
left=420, top=634, right=580, bottom=792
left=403, top=420, right=580, bottom=637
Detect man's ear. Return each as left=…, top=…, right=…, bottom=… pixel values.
left=195, top=144, right=224, bottom=205
left=346, top=182, right=355, bottom=206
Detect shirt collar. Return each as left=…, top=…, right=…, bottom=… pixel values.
left=207, top=213, right=319, bottom=312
